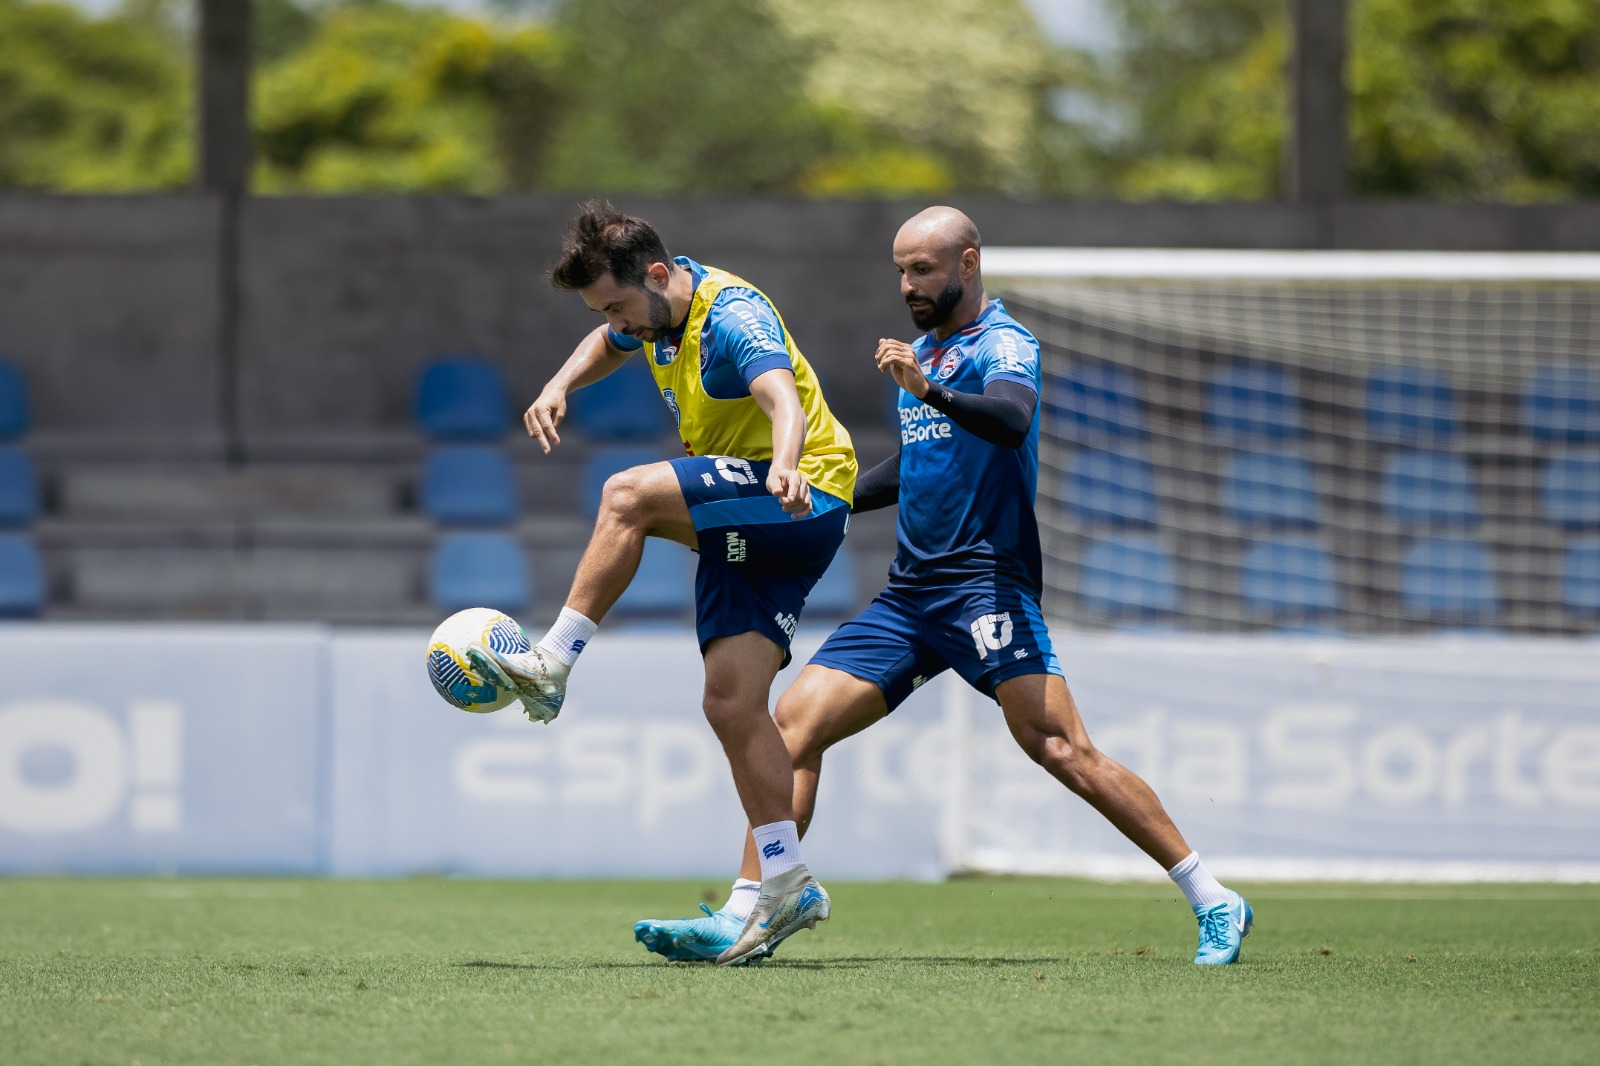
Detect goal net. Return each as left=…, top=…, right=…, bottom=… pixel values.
left=934, top=249, right=1600, bottom=881
left=987, top=249, right=1600, bottom=637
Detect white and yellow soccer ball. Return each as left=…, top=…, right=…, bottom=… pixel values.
left=426, top=607, right=531, bottom=713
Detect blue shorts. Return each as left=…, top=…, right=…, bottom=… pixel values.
left=671, top=455, right=850, bottom=663
left=810, top=581, right=1063, bottom=710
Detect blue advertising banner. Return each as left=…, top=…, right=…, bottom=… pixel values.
left=326, top=628, right=953, bottom=880
left=0, top=626, right=326, bottom=874
left=2, top=626, right=1596, bottom=881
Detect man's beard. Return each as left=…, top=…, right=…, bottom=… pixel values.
left=907, top=276, right=964, bottom=331
left=629, top=288, right=676, bottom=341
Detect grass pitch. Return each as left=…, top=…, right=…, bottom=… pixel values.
left=2, top=878, right=1597, bottom=1065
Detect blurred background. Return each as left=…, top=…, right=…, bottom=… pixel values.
left=0, top=1, right=1597, bottom=882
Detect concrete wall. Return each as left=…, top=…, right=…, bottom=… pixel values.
left=0, top=197, right=222, bottom=457
left=6, top=194, right=1600, bottom=455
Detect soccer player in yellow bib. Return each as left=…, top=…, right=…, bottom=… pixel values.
left=469, top=200, right=855, bottom=966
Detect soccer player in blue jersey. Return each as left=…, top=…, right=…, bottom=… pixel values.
left=636, top=207, right=1253, bottom=966
left=469, top=201, right=854, bottom=966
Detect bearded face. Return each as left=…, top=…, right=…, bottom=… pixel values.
left=907, top=274, right=965, bottom=331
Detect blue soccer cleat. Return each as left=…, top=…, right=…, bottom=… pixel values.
left=634, top=904, right=768, bottom=965
left=716, top=864, right=831, bottom=967
left=1193, top=890, right=1253, bottom=965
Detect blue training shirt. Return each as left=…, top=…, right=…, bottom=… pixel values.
left=607, top=257, right=793, bottom=399
left=891, top=300, right=1043, bottom=593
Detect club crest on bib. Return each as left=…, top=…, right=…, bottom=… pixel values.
left=662, top=387, right=681, bottom=427
left=653, top=341, right=679, bottom=366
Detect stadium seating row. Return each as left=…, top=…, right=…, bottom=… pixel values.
left=1050, top=361, right=1600, bottom=445
left=0, top=362, right=42, bottom=616
left=1080, top=533, right=1600, bottom=627
left=415, top=357, right=668, bottom=443
left=1064, top=447, right=1600, bottom=530
left=412, top=358, right=859, bottom=621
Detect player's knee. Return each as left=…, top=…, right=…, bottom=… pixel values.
left=701, top=690, right=757, bottom=735
left=597, top=469, right=648, bottom=527
left=1034, top=733, right=1100, bottom=794
left=773, top=695, right=826, bottom=765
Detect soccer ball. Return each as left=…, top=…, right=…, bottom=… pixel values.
left=426, top=607, right=531, bottom=713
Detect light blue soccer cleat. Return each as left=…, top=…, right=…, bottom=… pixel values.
left=716, top=864, right=831, bottom=967
left=1193, top=890, right=1253, bottom=964
left=634, top=904, right=768, bottom=965
left=465, top=643, right=568, bottom=723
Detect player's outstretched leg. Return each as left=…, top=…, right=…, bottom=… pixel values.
left=716, top=864, right=831, bottom=967
left=473, top=461, right=696, bottom=724
left=996, top=672, right=1253, bottom=965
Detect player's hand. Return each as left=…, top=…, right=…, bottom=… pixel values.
left=767, top=466, right=813, bottom=519
left=524, top=388, right=566, bottom=454
left=876, top=338, right=930, bottom=400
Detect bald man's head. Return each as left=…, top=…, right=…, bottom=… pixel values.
left=893, top=207, right=985, bottom=334
left=894, top=206, right=982, bottom=261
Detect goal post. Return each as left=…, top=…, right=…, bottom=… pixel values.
left=985, top=247, right=1600, bottom=637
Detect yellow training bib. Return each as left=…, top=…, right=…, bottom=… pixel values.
left=643, top=266, right=856, bottom=506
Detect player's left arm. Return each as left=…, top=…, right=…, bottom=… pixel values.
left=875, top=337, right=1036, bottom=448
left=749, top=368, right=812, bottom=517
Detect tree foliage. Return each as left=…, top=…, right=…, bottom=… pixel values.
left=0, top=0, right=1596, bottom=201
left=0, top=0, right=190, bottom=190
left=1097, top=0, right=1600, bottom=201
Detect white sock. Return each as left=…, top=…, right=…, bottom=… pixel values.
left=536, top=607, right=597, bottom=668
left=751, top=820, right=803, bottom=880
left=1167, top=851, right=1231, bottom=910
left=721, top=878, right=760, bottom=922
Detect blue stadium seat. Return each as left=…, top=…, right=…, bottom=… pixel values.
left=804, top=550, right=858, bottom=618
left=1562, top=537, right=1600, bottom=616
left=0, top=362, right=26, bottom=441
left=0, top=448, right=39, bottom=527
left=1223, top=451, right=1320, bottom=528
left=612, top=539, right=692, bottom=618
left=1206, top=365, right=1303, bottom=442
left=0, top=533, right=44, bottom=617
left=567, top=364, right=671, bottom=440
left=582, top=445, right=669, bottom=518
left=420, top=447, right=518, bottom=527
left=1382, top=451, right=1481, bottom=528
left=1065, top=449, right=1160, bottom=528
left=1540, top=450, right=1600, bottom=529
left=1048, top=363, right=1147, bottom=446
left=1365, top=365, right=1457, bottom=445
left=1079, top=534, right=1180, bottom=618
left=1239, top=535, right=1339, bottom=619
left=1523, top=363, right=1600, bottom=443
left=414, top=358, right=511, bottom=441
left=428, top=532, right=530, bottom=614
left=1401, top=537, right=1498, bottom=622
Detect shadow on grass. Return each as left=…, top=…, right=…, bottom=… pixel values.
left=460, top=955, right=1066, bottom=971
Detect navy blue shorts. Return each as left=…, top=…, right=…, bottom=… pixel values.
left=671, top=455, right=849, bottom=662
left=810, top=581, right=1063, bottom=710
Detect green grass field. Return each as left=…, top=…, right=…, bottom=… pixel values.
left=3, top=878, right=1597, bottom=1065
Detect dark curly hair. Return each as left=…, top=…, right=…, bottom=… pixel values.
left=549, top=199, right=672, bottom=291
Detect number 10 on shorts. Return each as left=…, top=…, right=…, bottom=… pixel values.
left=969, top=612, right=1013, bottom=658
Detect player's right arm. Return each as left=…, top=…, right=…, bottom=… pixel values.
left=851, top=449, right=901, bottom=513
left=525, top=325, right=635, bottom=454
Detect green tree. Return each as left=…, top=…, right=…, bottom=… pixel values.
left=252, top=1, right=562, bottom=192
left=536, top=0, right=831, bottom=194
left=1351, top=0, right=1600, bottom=200
left=768, top=0, right=1068, bottom=196
left=0, top=0, right=190, bottom=191
left=1094, top=0, right=1600, bottom=202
